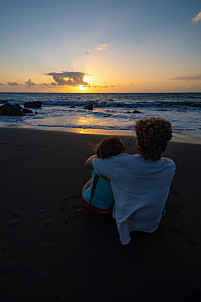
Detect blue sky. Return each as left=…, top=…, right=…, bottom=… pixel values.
left=0, top=0, right=201, bottom=92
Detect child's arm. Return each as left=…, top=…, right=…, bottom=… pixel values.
left=85, top=155, right=97, bottom=169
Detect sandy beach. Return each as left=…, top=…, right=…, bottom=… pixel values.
left=0, top=127, right=201, bottom=302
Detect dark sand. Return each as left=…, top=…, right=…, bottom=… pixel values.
left=0, top=128, right=201, bottom=302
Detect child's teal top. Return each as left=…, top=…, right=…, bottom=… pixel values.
left=84, top=170, right=114, bottom=209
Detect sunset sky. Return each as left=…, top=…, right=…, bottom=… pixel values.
left=0, top=0, right=201, bottom=93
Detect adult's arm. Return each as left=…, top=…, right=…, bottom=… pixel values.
left=93, top=156, right=118, bottom=180
left=85, top=155, right=97, bottom=169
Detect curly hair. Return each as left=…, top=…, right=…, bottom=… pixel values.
left=134, top=117, right=172, bottom=161
left=94, top=136, right=126, bottom=159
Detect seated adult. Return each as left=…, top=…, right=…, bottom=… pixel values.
left=85, top=117, right=176, bottom=245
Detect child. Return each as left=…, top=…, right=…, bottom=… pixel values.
left=81, top=136, right=126, bottom=214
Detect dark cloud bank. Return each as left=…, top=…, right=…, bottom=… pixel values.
left=2, top=71, right=118, bottom=88
left=169, top=74, right=201, bottom=81
left=45, top=71, right=89, bottom=86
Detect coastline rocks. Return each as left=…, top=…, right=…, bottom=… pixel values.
left=133, top=110, right=142, bottom=113
left=126, top=109, right=142, bottom=114
left=22, top=108, right=33, bottom=114
left=15, top=103, right=23, bottom=109
left=0, top=102, right=37, bottom=116
left=85, top=104, right=93, bottom=110
left=24, top=101, right=42, bottom=108
left=0, top=103, right=24, bottom=116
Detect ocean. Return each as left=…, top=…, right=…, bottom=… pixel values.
left=0, top=92, right=201, bottom=143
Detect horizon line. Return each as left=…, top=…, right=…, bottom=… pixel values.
left=0, top=91, right=201, bottom=94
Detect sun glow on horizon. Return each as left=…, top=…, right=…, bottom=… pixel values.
left=75, top=75, right=92, bottom=91
left=83, top=75, right=93, bottom=86
left=83, top=75, right=89, bottom=82
left=78, top=85, right=86, bottom=90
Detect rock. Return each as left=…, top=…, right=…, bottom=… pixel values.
left=24, top=101, right=42, bottom=108
left=70, top=106, right=75, bottom=108
left=85, top=104, right=93, bottom=110
left=133, top=110, right=142, bottom=113
left=22, top=108, right=33, bottom=114
left=0, top=103, right=24, bottom=116
left=15, top=103, right=23, bottom=109
left=127, top=111, right=132, bottom=113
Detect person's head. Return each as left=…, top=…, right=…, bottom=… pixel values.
left=134, top=117, right=172, bottom=161
left=94, top=136, right=126, bottom=159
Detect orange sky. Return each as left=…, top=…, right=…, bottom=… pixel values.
left=0, top=1, right=201, bottom=93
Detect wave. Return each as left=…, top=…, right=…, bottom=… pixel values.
left=1, top=93, right=201, bottom=110
left=22, top=122, right=132, bottom=131
left=42, top=100, right=201, bottom=110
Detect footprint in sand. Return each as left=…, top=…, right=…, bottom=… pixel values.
left=70, top=194, right=81, bottom=199
left=60, top=195, right=81, bottom=224
left=70, top=195, right=82, bottom=212
left=60, top=195, right=80, bottom=210
left=1, top=260, right=13, bottom=274
left=38, top=208, right=51, bottom=225
left=60, top=198, right=69, bottom=211
left=185, top=237, right=196, bottom=247
left=9, top=212, right=21, bottom=227
left=161, top=187, right=196, bottom=247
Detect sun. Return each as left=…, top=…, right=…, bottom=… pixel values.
left=77, top=75, right=91, bottom=90
left=83, top=75, right=92, bottom=85
left=83, top=75, right=88, bottom=82
left=78, top=85, right=86, bottom=90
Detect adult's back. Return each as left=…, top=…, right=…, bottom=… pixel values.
left=93, top=152, right=175, bottom=244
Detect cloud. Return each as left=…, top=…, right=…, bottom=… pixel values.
left=25, top=79, right=36, bottom=86
left=4, top=73, right=90, bottom=88
left=192, top=11, right=201, bottom=22
left=40, top=83, right=50, bottom=87
left=45, top=71, right=89, bottom=86
left=85, top=50, right=92, bottom=54
left=7, top=82, right=21, bottom=86
left=91, top=84, right=119, bottom=88
left=85, top=44, right=111, bottom=54
left=39, top=82, right=58, bottom=87
left=169, top=74, right=201, bottom=81
left=94, top=44, right=111, bottom=51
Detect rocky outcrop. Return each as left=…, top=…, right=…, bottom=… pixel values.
left=85, top=104, right=93, bottom=110
left=24, top=101, right=42, bottom=108
left=22, top=108, right=33, bottom=114
left=15, top=103, right=23, bottom=109
left=0, top=103, right=38, bottom=116
left=0, top=103, right=24, bottom=116
left=133, top=110, right=142, bottom=113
